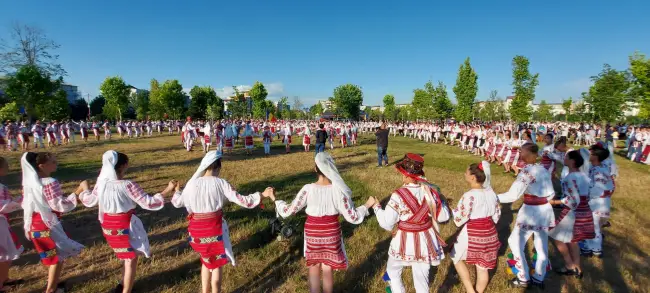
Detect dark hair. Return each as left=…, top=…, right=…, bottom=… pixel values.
left=319, top=124, right=324, bottom=129
left=522, top=131, right=531, bottom=139
left=115, top=152, right=129, bottom=171
left=205, top=158, right=222, bottom=172
left=468, top=163, right=486, bottom=183
left=521, top=142, right=539, bottom=154
left=590, top=144, right=610, bottom=162
left=545, top=133, right=554, bottom=140
left=554, top=136, right=567, bottom=148
left=0, top=157, right=7, bottom=169
left=566, top=150, right=584, bottom=168
left=26, top=152, right=54, bottom=170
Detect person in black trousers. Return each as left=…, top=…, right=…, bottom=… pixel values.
left=376, top=123, right=389, bottom=167
left=315, top=124, right=327, bottom=155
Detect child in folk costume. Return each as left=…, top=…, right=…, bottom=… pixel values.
left=372, top=154, right=451, bottom=293
left=92, top=121, right=101, bottom=141
left=18, top=122, right=31, bottom=151
left=301, top=126, right=312, bottom=152
left=0, top=157, right=24, bottom=292
left=103, top=121, right=111, bottom=140
left=548, top=150, right=594, bottom=278
left=66, top=121, right=75, bottom=144
left=46, top=123, right=57, bottom=147
left=32, top=121, right=46, bottom=149
left=224, top=124, right=234, bottom=153
left=243, top=122, right=255, bottom=155
left=5, top=122, right=18, bottom=152
left=580, top=145, right=615, bottom=258
left=21, top=152, right=87, bottom=293
left=450, top=161, right=501, bottom=293
left=172, top=151, right=273, bottom=293
left=202, top=122, right=212, bottom=154
left=262, top=125, right=273, bottom=155
left=282, top=124, right=292, bottom=153
left=79, top=151, right=175, bottom=293
left=497, top=143, right=555, bottom=289
left=270, top=152, right=374, bottom=293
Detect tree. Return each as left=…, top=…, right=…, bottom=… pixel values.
left=310, top=102, right=324, bottom=117
left=89, top=95, right=105, bottom=118
left=249, top=82, right=268, bottom=119
left=188, top=86, right=210, bottom=119
left=206, top=95, right=224, bottom=120
left=131, top=90, right=150, bottom=120
left=383, top=94, right=396, bottom=121
left=275, top=96, right=289, bottom=119
left=148, top=79, right=164, bottom=119
left=562, top=97, right=573, bottom=121
left=629, top=51, right=650, bottom=119
left=0, top=23, right=66, bottom=76
left=573, top=101, right=587, bottom=122
left=4, top=64, right=61, bottom=120
left=293, top=97, right=304, bottom=116
left=40, top=89, right=70, bottom=120
left=509, top=55, right=539, bottom=122
left=412, top=88, right=436, bottom=120
left=536, top=100, right=553, bottom=122
left=0, top=102, right=20, bottom=122
left=332, top=84, right=363, bottom=120
left=479, top=90, right=498, bottom=121
left=70, top=99, right=89, bottom=120
left=158, top=80, right=187, bottom=119
left=453, top=57, right=479, bottom=121
left=99, top=76, right=130, bottom=120
left=432, top=81, right=454, bottom=119
left=583, top=64, right=629, bottom=122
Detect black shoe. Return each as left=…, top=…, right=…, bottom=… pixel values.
left=531, top=278, right=545, bottom=289
left=555, top=267, right=578, bottom=276
left=580, top=249, right=593, bottom=257
left=113, top=283, right=124, bottom=293
left=508, top=278, right=529, bottom=288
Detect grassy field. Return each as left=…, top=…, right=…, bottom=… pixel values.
left=2, top=134, right=649, bottom=293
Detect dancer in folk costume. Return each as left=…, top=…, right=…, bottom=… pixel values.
left=580, top=144, right=615, bottom=258
left=539, top=133, right=556, bottom=177
left=283, top=123, right=292, bottom=153
left=262, top=124, right=273, bottom=155
left=340, top=125, right=348, bottom=148
left=32, top=121, right=46, bottom=149
left=327, top=124, right=336, bottom=150
left=182, top=123, right=193, bottom=152
left=214, top=122, right=224, bottom=154
left=66, top=121, right=76, bottom=144
left=173, top=151, right=273, bottom=293
left=79, top=151, right=175, bottom=293
left=51, top=121, right=62, bottom=145
left=126, top=122, right=134, bottom=139
left=497, top=143, right=555, bottom=288
left=0, top=157, right=24, bottom=292
left=372, top=154, right=451, bottom=293
left=76, top=121, right=89, bottom=142
left=243, top=122, right=255, bottom=155
left=511, top=131, right=533, bottom=175
left=59, top=122, right=69, bottom=145
left=21, top=152, right=86, bottom=293
left=146, top=121, right=153, bottom=137
left=450, top=161, right=501, bottom=293
left=301, top=125, right=312, bottom=152
left=5, top=122, right=18, bottom=152
left=46, top=123, right=57, bottom=147
left=103, top=121, right=112, bottom=140
left=350, top=123, right=358, bottom=145
left=224, top=123, right=234, bottom=153
left=271, top=152, right=374, bottom=293
left=18, top=122, right=31, bottom=151
left=202, top=122, right=212, bottom=154
left=92, top=121, right=101, bottom=141
left=116, top=121, right=124, bottom=138
left=548, top=150, right=594, bottom=279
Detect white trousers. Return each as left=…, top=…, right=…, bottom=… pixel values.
left=508, top=228, right=549, bottom=282
left=581, top=214, right=605, bottom=253
left=33, top=136, right=44, bottom=148
left=386, top=258, right=430, bottom=293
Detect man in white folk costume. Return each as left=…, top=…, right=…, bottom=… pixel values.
left=372, top=153, right=451, bottom=293
left=497, top=143, right=555, bottom=289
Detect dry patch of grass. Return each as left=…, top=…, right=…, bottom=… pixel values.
left=2, top=134, right=649, bottom=292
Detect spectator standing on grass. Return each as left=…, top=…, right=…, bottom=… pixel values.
left=376, top=123, right=389, bottom=167
left=315, top=123, right=327, bottom=155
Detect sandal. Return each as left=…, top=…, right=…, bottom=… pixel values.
left=555, top=267, right=577, bottom=276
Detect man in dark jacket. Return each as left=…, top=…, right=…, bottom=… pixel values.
left=315, top=123, right=327, bottom=154
left=376, top=123, right=389, bottom=167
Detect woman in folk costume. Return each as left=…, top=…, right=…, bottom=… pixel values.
left=45, top=123, right=56, bottom=147
left=243, top=122, right=255, bottom=155
left=497, top=143, right=555, bottom=289
left=115, top=121, right=123, bottom=138
left=75, top=121, right=88, bottom=142
left=301, top=125, right=312, bottom=152
left=270, top=152, right=374, bottom=293
left=547, top=150, right=594, bottom=279
left=79, top=151, right=174, bottom=293
left=224, top=123, right=234, bottom=153
left=450, top=161, right=500, bottom=293
left=580, top=144, right=615, bottom=258
left=327, top=124, right=336, bottom=150
left=202, top=122, right=212, bottom=154
left=102, top=121, right=111, bottom=140
left=5, top=122, right=18, bottom=152
left=283, top=123, right=292, bottom=153
left=214, top=122, right=224, bottom=154
left=372, top=154, right=451, bottom=293
left=0, top=157, right=24, bottom=292
left=21, top=152, right=86, bottom=293
left=92, top=121, right=101, bottom=141
left=18, top=122, right=31, bottom=151
left=59, top=123, right=69, bottom=145
left=262, top=124, right=273, bottom=155
left=495, top=131, right=511, bottom=167
left=340, top=124, right=348, bottom=148
left=182, top=121, right=194, bottom=152
left=539, top=133, right=556, bottom=177
left=511, top=131, right=532, bottom=176
left=172, top=151, right=272, bottom=293
left=66, top=121, right=75, bottom=144
left=32, top=121, right=45, bottom=149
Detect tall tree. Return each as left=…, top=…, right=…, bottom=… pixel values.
left=583, top=64, right=629, bottom=122
left=561, top=97, right=573, bottom=121
left=432, top=81, right=454, bottom=119
left=453, top=57, right=479, bottom=121
left=158, top=80, right=187, bottom=119
left=99, top=76, right=130, bottom=120
left=148, top=79, right=164, bottom=119
left=383, top=94, right=396, bottom=121
left=0, top=23, right=66, bottom=76
left=629, top=51, right=650, bottom=119
left=131, top=90, right=150, bottom=120
left=536, top=100, right=553, bottom=121
left=412, top=88, right=436, bottom=120
left=89, top=95, right=105, bottom=118
left=70, top=99, right=89, bottom=120
left=275, top=96, right=289, bottom=119
left=41, top=89, right=70, bottom=120
left=249, top=82, right=268, bottom=119
left=293, top=96, right=304, bottom=114
left=310, top=102, right=324, bottom=117
left=510, top=55, right=539, bottom=122
left=332, top=84, right=363, bottom=120
left=188, top=86, right=210, bottom=119
left=0, top=102, right=20, bottom=122
left=4, top=64, right=61, bottom=120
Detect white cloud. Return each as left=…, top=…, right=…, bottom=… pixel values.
left=214, top=82, right=284, bottom=99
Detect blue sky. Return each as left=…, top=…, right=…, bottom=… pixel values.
left=3, top=0, right=649, bottom=106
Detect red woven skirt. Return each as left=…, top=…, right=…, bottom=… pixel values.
left=487, top=143, right=496, bottom=155
left=304, top=215, right=347, bottom=270
left=466, top=217, right=500, bottom=269
left=188, top=211, right=228, bottom=270
left=102, top=210, right=136, bottom=260
left=501, top=147, right=511, bottom=161
left=557, top=196, right=595, bottom=242
left=30, top=213, right=59, bottom=265
left=303, top=136, right=310, bottom=145
left=204, top=134, right=211, bottom=145
left=225, top=138, right=233, bottom=148
left=245, top=136, right=253, bottom=146
left=48, top=132, right=56, bottom=141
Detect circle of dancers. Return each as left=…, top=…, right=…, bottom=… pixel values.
left=0, top=119, right=619, bottom=293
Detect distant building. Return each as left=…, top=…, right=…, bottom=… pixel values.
left=61, top=84, right=80, bottom=103
left=127, top=85, right=147, bottom=97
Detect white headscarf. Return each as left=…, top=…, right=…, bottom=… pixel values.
left=315, top=152, right=352, bottom=198
left=579, top=148, right=592, bottom=175
left=21, top=153, right=60, bottom=238
left=95, top=150, right=119, bottom=222
left=181, top=151, right=222, bottom=199
left=481, top=161, right=492, bottom=190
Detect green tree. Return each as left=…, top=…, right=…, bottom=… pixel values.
left=0, top=102, right=21, bottom=121
left=275, top=96, right=289, bottom=119
left=227, top=87, right=247, bottom=118
left=0, top=23, right=66, bottom=77
left=188, top=86, right=211, bottom=119
left=412, top=88, right=436, bottom=120
left=293, top=97, right=304, bottom=115
left=89, top=95, right=105, bottom=118
left=629, top=51, right=650, bottom=119
left=131, top=90, right=149, bottom=120
left=158, top=79, right=187, bottom=119
left=432, top=81, right=454, bottom=119
left=383, top=94, right=396, bottom=120
left=453, top=57, right=478, bottom=121
left=70, top=99, right=89, bottom=120
left=41, top=89, right=70, bottom=120
left=509, top=55, right=539, bottom=122
left=561, top=97, right=573, bottom=121
left=480, top=90, right=499, bottom=121
left=583, top=64, right=629, bottom=122
left=249, top=82, right=268, bottom=119
left=310, top=102, right=324, bottom=117
left=99, top=76, right=130, bottom=120
left=536, top=100, right=553, bottom=121
left=148, top=79, right=164, bottom=119
left=4, top=64, right=61, bottom=120
left=332, top=84, right=363, bottom=120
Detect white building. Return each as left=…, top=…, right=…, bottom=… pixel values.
left=61, top=84, right=80, bottom=103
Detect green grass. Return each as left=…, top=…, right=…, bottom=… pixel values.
left=2, top=134, right=649, bottom=292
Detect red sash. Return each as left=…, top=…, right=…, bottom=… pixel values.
left=304, top=215, right=346, bottom=270
left=523, top=194, right=548, bottom=205
left=102, top=210, right=136, bottom=260
left=30, top=213, right=60, bottom=265
left=187, top=211, right=228, bottom=269
left=245, top=136, right=253, bottom=146
left=540, top=154, right=554, bottom=171
left=225, top=138, right=233, bottom=148
left=394, top=188, right=446, bottom=260
left=466, top=217, right=500, bottom=269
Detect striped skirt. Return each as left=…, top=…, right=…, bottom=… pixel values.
left=188, top=211, right=228, bottom=270
left=304, top=215, right=347, bottom=270
left=466, top=217, right=500, bottom=269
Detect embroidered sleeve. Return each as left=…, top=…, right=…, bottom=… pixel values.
left=560, top=179, right=580, bottom=209
left=79, top=185, right=99, bottom=207
left=275, top=186, right=308, bottom=218
left=222, top=180, right=261, bottom=209
left=336, top=191, right=368, bottom=225
left=125, top=181, right=165, bottom=211
left=589, top=170, right=612, bottom=199
left=170, top=187, right=185, bottom=208
left=44, top=180, right=77, bottom=213
left=0, top=185, right=21, bottom=214
left=492, top=195, right=502, bottom=224
left=452, top=193, right=473, bottom=227
left=373, top=193, right=401, bottom=231
left=432, top=188, right=450, bottom=223
left=497, top=170, right=530, bottom=203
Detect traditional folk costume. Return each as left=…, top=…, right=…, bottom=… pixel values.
left=224, top=124, right=234, bottom=152
left=66, top=122, right=76, bottom=143
left=282, top=125, right=292, bottom=147
left=276, top=152, right=369, bottom=270
left=373, top=154, right=451, bottom=293
left=21, top=154, right=84, bottom=266
left=549, top=170, right=595, bottom=243
left=92, top=122, right=100, bottom=139
left=497, top=163, right=555, bottom=286
left=539, top=144, right=556, bottom=175
left=243, top=124, right=255, bottom=150
left=79, top=151, right=167, bottom=259
left=46, top=124, right=57, bottom=145
left=18, top=123, right=30, bottom=146
left=450, top=161, right=501, bottom=269
left=580, top=149, right=615, bottom=257
left=0, top=183, right=24, bottom=262
left=302, top=127, right=312, bottom=147
left=5, top=124, right=17, bottom=151
left=60, top=123, right=69, bottom=143
left=262, top=126, right=273, bottom=155
left=173, top=151, right=261, bottom=269
left=102, top=122, right=111, bottom=140
left=202, top=123, right=212, bottom=152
